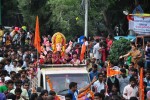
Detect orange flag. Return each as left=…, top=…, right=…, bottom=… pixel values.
left=139, top=67, right=144, bottom=100
left=34, top=16, right=41, bottom=53
left=107, top=66, right=121, bottom=77
left=80, top=43, right=86, bottom=61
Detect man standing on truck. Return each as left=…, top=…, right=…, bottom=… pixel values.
left=68, top=76, right=97, bottom=100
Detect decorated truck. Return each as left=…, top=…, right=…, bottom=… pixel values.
left=34, top=32, right=92, bottom=99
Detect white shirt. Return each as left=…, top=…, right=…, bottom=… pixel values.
left=0, top=57, right=3, bottom=62
left=22, top=61, right=27, bottom=68
left=2, top=33, right=6, bottom=42
left=118, top=77, right=129, bottom=94
left=123, top=84, right=138, bottom=99
left=4, top=64, right=14, bottom=74
left=84, top=41, right=88, bottom=46
left=10, top=31, right=14, bottom=37
left=10, top=88, right=29, bottom=100
left=93, top=43, right=101, bottom=59
left=93, top=80, right=105, bottom=93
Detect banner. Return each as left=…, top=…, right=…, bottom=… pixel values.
left=129, top=16, right=150, bottom=33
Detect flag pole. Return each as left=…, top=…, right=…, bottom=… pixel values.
left=34, top=16, right=41, bottom=87
left=105, top=61, right=110, bottom=95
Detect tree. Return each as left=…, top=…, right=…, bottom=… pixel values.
left=108, top=38, right=131, bottom=63
left=1, top=0, right=21, bottom=26
left=17, top=0, right=51, bottom=33
left=16, top=0, right=150, bottom=38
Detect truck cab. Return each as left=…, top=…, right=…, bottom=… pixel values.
left=135, top=35, right=150, bottom=48
left=38, top=64, right=90, bottom=99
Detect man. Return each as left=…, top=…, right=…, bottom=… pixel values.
left=123, top=77, right=138, bottom=99
left=118, top=68, right=129, bottom=94
left=89, top=64, right=99, bottom=81
left=10, top=80, right=29, bottom=100
left=83, top=37, right=88, bottom=47
left=128, top=68, right=138, bottom=79
left=107, top=76, right=120, bottom=93
left=10, top=71, right=16, bottom=80
left=15, top=88, right=24, bottom=100
left=68, top=76, right=97, bottom=100
left=23, top=81, right=30, bottom=97
left=20, top=29, right=26, bottom=47
left=144, top=70, right=150, bottom=91
left=22, top=56, right=30, bottom=68
left=94, top=92, right=102, bottom=100
left=4, top=59, right=14, bottom=74
left=80, top=37, right=88, bottom=61
left=93, top=39, right=101, bottom=63
left=0, top=80, right=14, bottom=93
left=93, top=73, right=105, bottom=93
left=49, top=90, right=60, bottom=100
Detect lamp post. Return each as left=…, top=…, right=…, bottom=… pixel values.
left=84, top=0, right=88, bottom=38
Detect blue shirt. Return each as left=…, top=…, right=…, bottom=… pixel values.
left=89, top=71, right=99, bottom=81
left=0, top=93, right=6, bottom=100
left=68, top=90, right=79, bottom=100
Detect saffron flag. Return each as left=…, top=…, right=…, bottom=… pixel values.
left=139, top=67, right=144, bottom=100
left=80, top=43, right=86, bottom=61
left=34, top=16, right=41, bottom=53
left=107, top=63, right=121, bottom=77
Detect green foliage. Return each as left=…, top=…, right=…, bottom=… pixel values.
left=1, top=0, right=20, bottom=25
left=3, top=0, right=149, bottom=38
left=46, top=0, right=84, bottom=37
left=17, top=0, right=51, bottom=33
left=108, top=38, right=131, bottom=63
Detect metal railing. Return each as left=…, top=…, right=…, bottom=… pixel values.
left=40, top=64, right=87, bottom=68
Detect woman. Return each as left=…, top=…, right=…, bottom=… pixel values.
left=63, top=53, right=71, bottom=64
left=106, top=34, right=113, bottom=53
left=119, top=42, right=141, bottom=68
left=52, top=51, right=63, bottom=64
left=99, top=42, right=107, bottom=63
left=70, top=53, right=80, bottom=65
left=37, top=90, right=48, bottom=100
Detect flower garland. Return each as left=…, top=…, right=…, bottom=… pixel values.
left=46, top=76, right=54, bottom=91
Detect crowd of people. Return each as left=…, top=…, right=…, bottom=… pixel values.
left=0, top=25, right=150, bottom=100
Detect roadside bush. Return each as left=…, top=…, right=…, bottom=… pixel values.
left=108, top=38, right=131, bottom=63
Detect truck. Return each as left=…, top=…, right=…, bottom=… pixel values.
left=135, top=35, right=150, bottom=48
left=37, top=64, right=90, bottom=99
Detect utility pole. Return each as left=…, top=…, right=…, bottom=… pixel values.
left=84, top=0, right=88, bottom=38
left=0, top=0, right=1, bottom=25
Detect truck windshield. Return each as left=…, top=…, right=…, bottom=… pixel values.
left=144, top=37, right=150, bottom=44
left=45, top=74, right=89, bottom=95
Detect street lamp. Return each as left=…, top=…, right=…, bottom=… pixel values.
left=84, top=0, right=88, bottom=38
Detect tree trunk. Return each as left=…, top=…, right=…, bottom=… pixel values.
left=102, top=10, right=113, bottom=34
